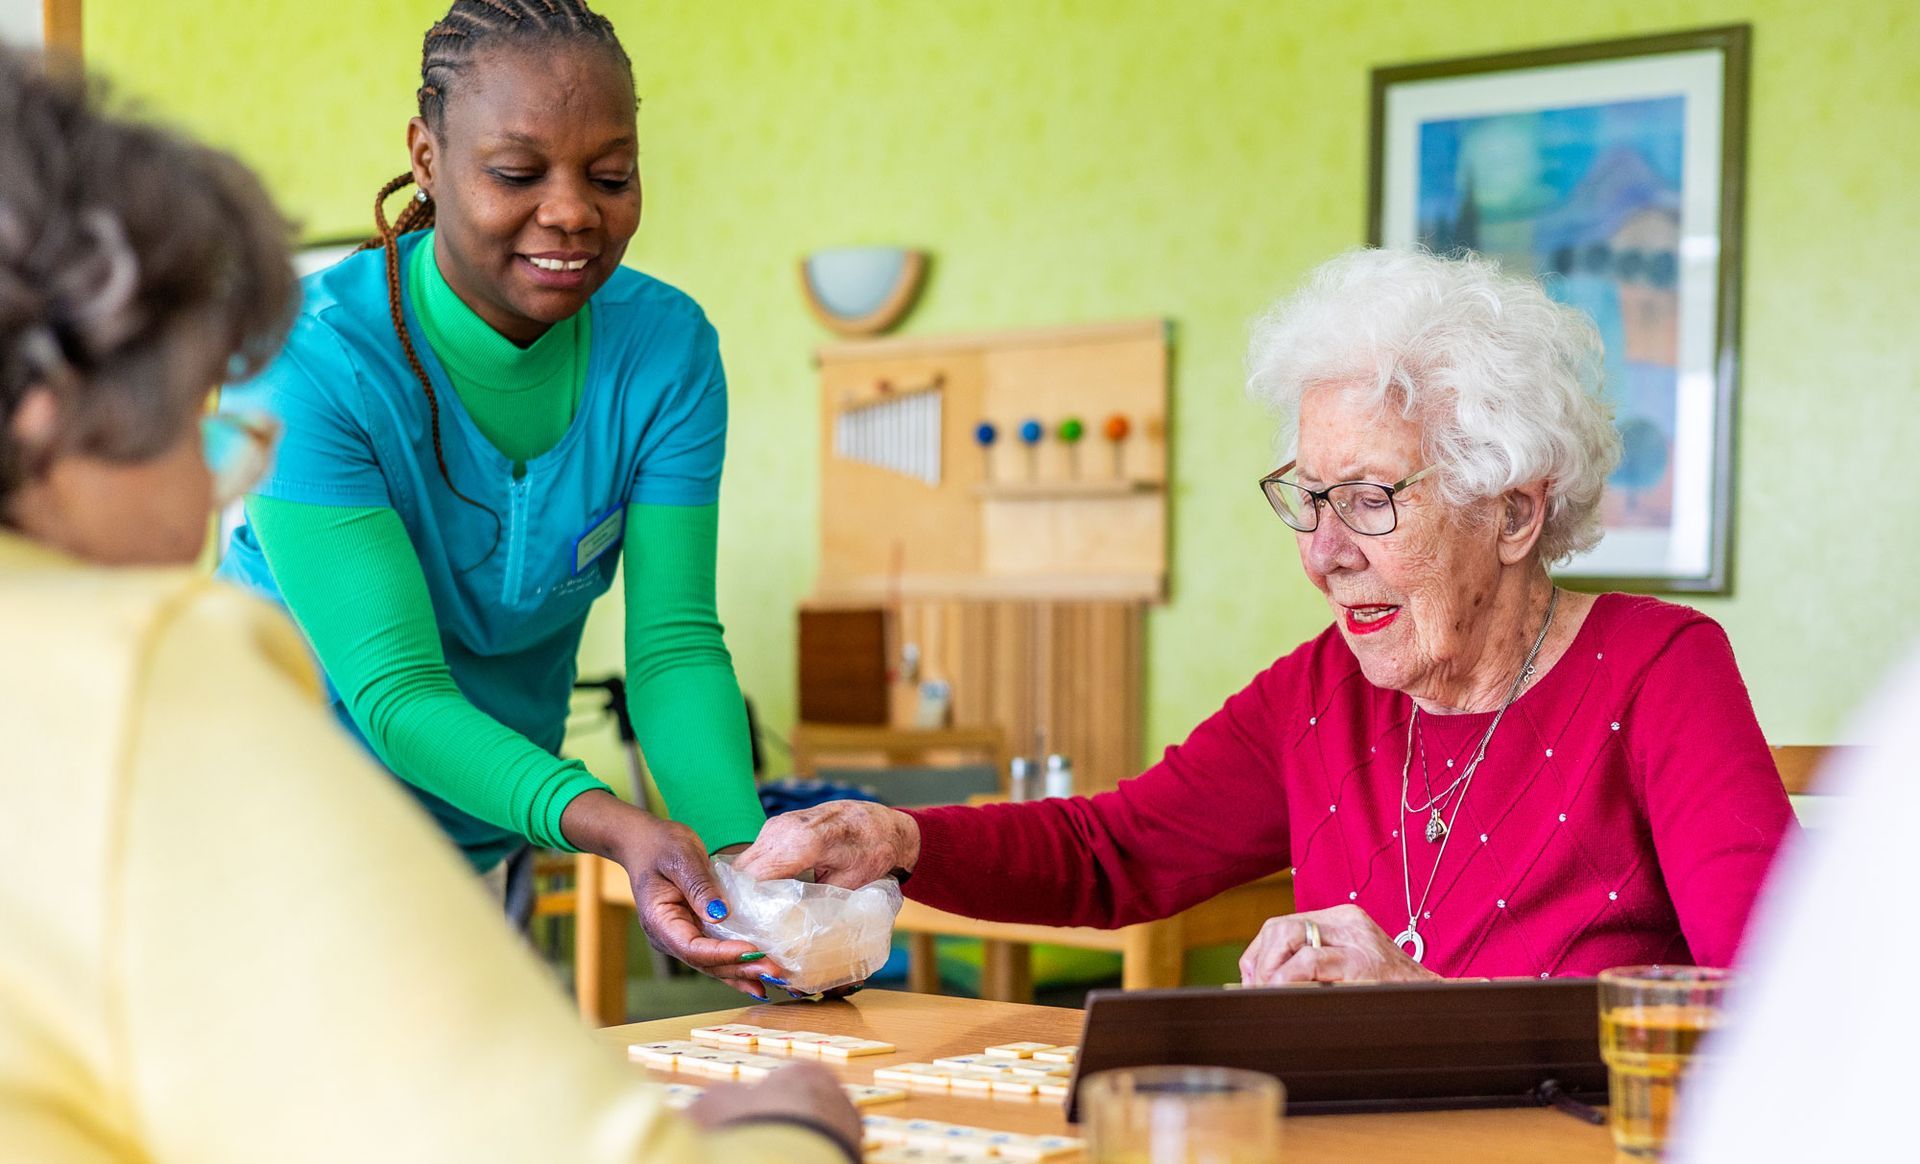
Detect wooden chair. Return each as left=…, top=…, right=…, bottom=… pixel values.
left=575, top=853, right=637, bottom=1025
left=1771, top=744, right=1857, bottom=795
left=893, top=873, right=1294, bottom=1002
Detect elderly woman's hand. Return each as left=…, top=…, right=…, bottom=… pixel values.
left=732, top=800, right=920, bottom=889
left=686, top=1063, right=863, bottom=1159
left=1238, top=905, right=1441, bottom=986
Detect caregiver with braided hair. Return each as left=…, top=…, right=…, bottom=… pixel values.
left=219, top=0, right=778, bottom=995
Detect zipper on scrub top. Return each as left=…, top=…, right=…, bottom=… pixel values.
left=503, top=471, right=530, bottom=606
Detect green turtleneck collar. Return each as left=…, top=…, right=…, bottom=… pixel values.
left=405, top=231, right=589, bottom=466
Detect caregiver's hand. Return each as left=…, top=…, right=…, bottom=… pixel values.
left=560, top=790, right=785, bottom=999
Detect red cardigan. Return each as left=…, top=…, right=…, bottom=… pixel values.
left=905, top=594, right=1795, bottom=977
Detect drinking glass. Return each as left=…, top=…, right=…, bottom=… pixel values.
left=1598, top=965, right=1730, bottom=1158
left=1081, top=1065, right=1283, bottom=1163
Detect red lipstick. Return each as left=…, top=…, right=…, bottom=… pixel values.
left=1343, top=605, right=1401, bottom=635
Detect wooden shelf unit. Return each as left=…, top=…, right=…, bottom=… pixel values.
left=817, top=319, right=1169, bottom=603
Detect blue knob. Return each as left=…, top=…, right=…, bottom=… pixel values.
left=974, top=421, right=998, bottom=447
left=1018, top=419, right=1044, bottom=445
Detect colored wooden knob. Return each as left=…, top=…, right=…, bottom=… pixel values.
left=1058, top=417, right=1085, bottom=444
left=974, top=421, right=999, bottom=447
left=1018, top=419, right=1044, bottom=445
left=1104, top=414, right=1131, bottom=442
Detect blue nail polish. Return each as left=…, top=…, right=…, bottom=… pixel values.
left=760, top=975, right=789, bottom=987
left=705, top=900, right=728, bottom=921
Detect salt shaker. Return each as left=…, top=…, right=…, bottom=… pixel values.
left=1043, top=753, right=1074, bottom=798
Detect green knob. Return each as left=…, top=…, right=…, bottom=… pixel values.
left=1058, top=417, right=1085, bottom=443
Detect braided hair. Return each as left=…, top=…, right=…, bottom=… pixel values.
left=363, top=0, right=633, bottom=555
left=0, top=47, right=294, bottom=508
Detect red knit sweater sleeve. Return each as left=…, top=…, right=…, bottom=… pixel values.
left=1625, top=612, right=1795, bottom=966
left=903, top=651, right=1304, bottom=928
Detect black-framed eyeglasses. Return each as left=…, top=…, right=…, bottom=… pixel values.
left=1258, top=461, right=1435, bottom=536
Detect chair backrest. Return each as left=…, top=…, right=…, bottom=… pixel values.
left=1771, top=745, right=1860, bottom=796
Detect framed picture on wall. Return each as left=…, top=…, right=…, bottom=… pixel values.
left=1369, top=25, right=1750, bottom=593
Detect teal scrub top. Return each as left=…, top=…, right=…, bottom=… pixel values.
left=218, top=231, right=728, bottom=867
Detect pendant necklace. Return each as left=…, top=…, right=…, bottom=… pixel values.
left=1394, top=588, right=1557, bottom=964
left=1406, top=717, right=1465, bottom=843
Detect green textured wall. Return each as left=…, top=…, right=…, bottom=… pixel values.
left=85, top=1, right=1920, bottom=764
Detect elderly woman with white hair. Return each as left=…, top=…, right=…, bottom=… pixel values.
left=737, top=248, right=1795, bottom=984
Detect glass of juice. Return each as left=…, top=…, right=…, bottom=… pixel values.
left=1598, top=965, right=1730, bottom=1158
left=1081, top=1065, right=1283, bottom=1163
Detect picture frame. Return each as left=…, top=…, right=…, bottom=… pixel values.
left=296, top=235, right=366, bottom=278
left=211, top=234, right=367, bottom=562
left=1369, top=25, right=1751, bottom=593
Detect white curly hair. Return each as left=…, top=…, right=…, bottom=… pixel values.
left=1245, top=247, right=1622, bottom=564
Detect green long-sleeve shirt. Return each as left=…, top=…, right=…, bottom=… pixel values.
left=241, top=237, right=763, bottom=865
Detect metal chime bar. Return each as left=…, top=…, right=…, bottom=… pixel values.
left=832, top=384, right=943, bottom=487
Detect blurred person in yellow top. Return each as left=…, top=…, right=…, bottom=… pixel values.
left=0, top=48, right=859, bottom=1164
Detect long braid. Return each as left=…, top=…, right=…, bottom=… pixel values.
left=366, top=172, right=493, bottom=543
left=362, top=0, right=631, bottom=568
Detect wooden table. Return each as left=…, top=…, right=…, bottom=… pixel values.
left=601, top=990, right=1615, bottom=1162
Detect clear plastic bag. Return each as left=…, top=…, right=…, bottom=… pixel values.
left=701, top=858, right=903, bottom=994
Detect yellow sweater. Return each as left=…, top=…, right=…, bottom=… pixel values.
left=0, top=533, right=838, bottom=1164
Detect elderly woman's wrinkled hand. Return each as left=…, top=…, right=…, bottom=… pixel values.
left=1238, top=905, right=1440, bottom=986
left=733, top=800, right=920, bottom=889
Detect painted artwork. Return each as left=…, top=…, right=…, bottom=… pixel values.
left=1371, top=28, right=1749, bottom=592
left=1417, top=97, right=1685, bottom=532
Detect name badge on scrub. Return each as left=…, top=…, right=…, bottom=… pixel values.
left=572, top=505, right=624, bottom=576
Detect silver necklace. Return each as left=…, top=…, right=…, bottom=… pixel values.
left=1393, top=588, right=1558, bottom=963
left=1403, top=717, right=1470, bottom=830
